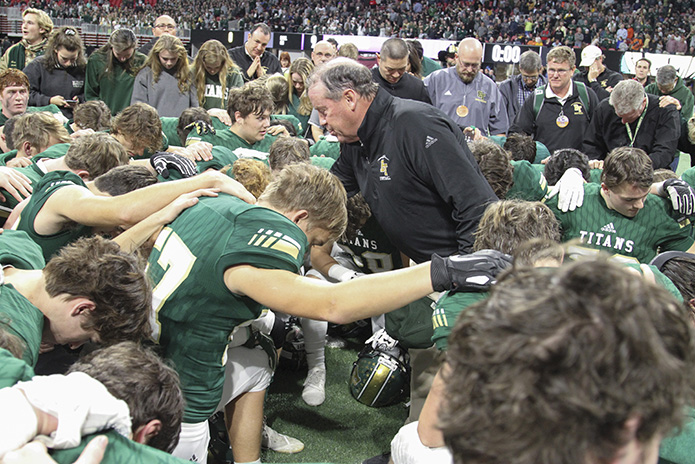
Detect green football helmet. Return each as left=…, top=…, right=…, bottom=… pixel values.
left=349, top=330, right=411, bottom=407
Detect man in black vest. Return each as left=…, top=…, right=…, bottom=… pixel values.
left=228, top=23, right=282, bottom=82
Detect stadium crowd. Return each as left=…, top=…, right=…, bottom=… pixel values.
left=2, top=7, right=695, bottom=464
left=2, top=0, right=695, bottom=52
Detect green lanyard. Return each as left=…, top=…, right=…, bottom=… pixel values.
left=625, top=98, right=648, bottom=147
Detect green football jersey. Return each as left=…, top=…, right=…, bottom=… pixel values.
left=37, top=143, right=70, bottom=160
left=0, top=230, right=45, bottom=366
left=287, top=92, right=311, bottom=136
left=310, top=155, right=335, bottom=171
left=507, top=159, right=548, bottom=201
left=186, top=126, right=278, bottom=156
left=51, top=430, right=190, bottom=464
left=13, top=171, right=92, bottom=261
left=310, top=136, right=340, bottom=160
left=546, top=183, right=694, bottom=263
left=147, top=195, right=308, bottom=422
left=0, top=347, right=34, bottom=388
left=160, top=116, right=183, bottom=147
left=431, top=290, right=488, bottom=351
left=200, top=70, right=244, bottom=110
left=0, top=163, right=45, bottom=208
left=682, top=166, right=695, bottom=189
left=334, top=216, right=403, bottom=275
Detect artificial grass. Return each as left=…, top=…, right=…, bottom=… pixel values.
left=261, top=338, right=408, bottom=464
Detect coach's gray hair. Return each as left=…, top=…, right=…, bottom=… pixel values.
left=307, top=58, right=379, bottom=101
left=381, top=38, right=409, bottom=60
left=609, top=79, right=646, bottom=114
left=249, top=22, right=271, bottom=36
left=656, top=65, right=678, bottom=87
left=518, top=50, right=542, bottom=72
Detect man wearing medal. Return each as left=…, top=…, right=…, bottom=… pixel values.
left=509, top=46, right=599, bottom=155
left=583, top=79, right=680, bottom=169
left=423, top=38, right=509, bottom=135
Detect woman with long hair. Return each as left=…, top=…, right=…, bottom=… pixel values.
left=192, top=39, right=243, bottom=124
left=131, top=34, right=197, bottom=117
left=85, top=28, right=146, bottom=115
left=23, top=26, right=86, bottom=118
left=285, top=57, right=313, bottom=135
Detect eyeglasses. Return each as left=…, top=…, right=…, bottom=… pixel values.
left=547, top=68, right=570, bottom=75
left=459, top=61, right=480, bottom=70
left=154, top=24, right=176, bottom=30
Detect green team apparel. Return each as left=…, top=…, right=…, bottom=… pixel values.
left=85, top=50, right=147, bottom=115
left=158, top=146, right=239, bottom=182
left=186, top=126, right=278, bottom=156
left=310, top=155, right=335, bottom=170
left=0, top=162, right=46, bottom=209
left=147, top=195, right=307, bottom=422
left=0, top=347, right=34, bottom=388
left=160, top=117, right=183, bottom=147
left=200, top=70, right=244, bottom=110
left=545, top=183, right=694, bottom=263
left=0, top=229, right=47, bottom=366
left=507, top=159, right=548, bottom=200
left=287, top=92, right=310, bottom=135
left=13, top=171, right=92, bottom=261
left=51, top=430, right=190, bottom=464
left=310, top=136, right=341, bottom=160
left=431, top=290, right=488, bottom=351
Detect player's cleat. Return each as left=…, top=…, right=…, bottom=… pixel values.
left=302, top=366, right=326, bottom=406
left=261, top=424, right=305, bottom=453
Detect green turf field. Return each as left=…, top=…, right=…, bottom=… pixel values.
left=261, top=338, right=407, bottom=464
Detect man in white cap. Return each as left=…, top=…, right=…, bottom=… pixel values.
left=574, top=44, right=623, bottom=101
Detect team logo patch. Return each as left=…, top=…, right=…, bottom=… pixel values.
left=572, top=102, right=584, bottom=115
left=475, top=90, right=487, bottom=103
left=378, top=155, right=391, bottom=181
left=248, top=228, right=302, bottom=259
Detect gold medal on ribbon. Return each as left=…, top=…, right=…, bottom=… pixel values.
left=556, top=114, right=569, bottom=128
left=456, top=105, right=469, bottom=117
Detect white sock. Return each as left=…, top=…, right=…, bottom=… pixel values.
left=300, top=317, right=326, bottom=370
left=234, top=460, right=262, bottom=464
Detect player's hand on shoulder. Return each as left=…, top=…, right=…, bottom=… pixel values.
left=430, top=249, right=513, bottom=292
left=0, top=166, right=32, bottom=202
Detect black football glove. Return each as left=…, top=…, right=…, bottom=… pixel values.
left=664, top=178, right=695, bottom=217
left=184, top=120, right=216, bottom=136
left=430, top=249, right=513, bottom=292
left=150, top=152, right=197, bottom=179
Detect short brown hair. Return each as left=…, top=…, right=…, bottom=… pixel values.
left=601, top=146, right=653, bottom=190
left=69, top=342, right=183, bottom=453
left=176, top=107, right=212, bottom=144
left=546, top=45, right=575, bottom=67
left=73, top=100, right=112, bottom=131
left=0, top=69, right=29, bottom=94
left=93, top=165, right=158, bottom=196
left=469, top=139, right=513, bottom=199
left=227, top=81, right=275, bottom=120
left=258, top=163, right=347, bottom=242
left=12, top=112, right=70, bottom=152
left=64, top=132, right=130, bottom=180
left=43, top=236, right=152, bottom=345
left=112, top=103, right=163, bottom=153
left=503, top=133, right=536, bottom=163
left=473, top=200, right=560, bottom=253
left=268, top=136, right=311, bottom=171
left=442, top=259, right=695, bottom=464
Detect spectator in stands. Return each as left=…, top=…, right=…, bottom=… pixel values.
left=279, top=51, right=291, bottom=72
left=192, top=39, right=243, bottom=128
left=23, top=26, right=86, bottom=119
left=131, top=35, right=197, bottom=118
left=424, top=37, right=509, bottom=135
left=498, top=50, right=546, bottom=124
left=228, top=23, right=282, bottom=82
left=633, top=57, right=652, bottom=87
left=0, top=8, right=53, bottom=72
left=139, top=14, right=177, bottom=56
left=574, top=44, right=623, bottom=101
left=509, top=46, right=599, bottom=155
left=646, top=64, right=695, bottom=123
left=85, top=28, right=146, bottom=116
left=372, top=38, right=430, bottom=103
left=285, top=57, right=314, bottom=135
left=583, top=79, right=681, bottom=169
